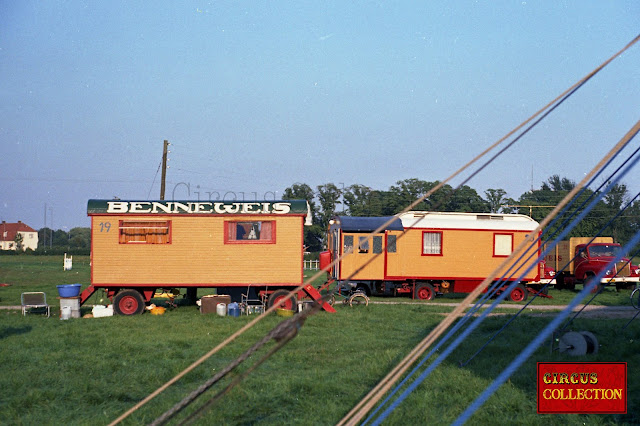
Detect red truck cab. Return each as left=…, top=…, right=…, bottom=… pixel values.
left=570, top=243, right=639, bottom=289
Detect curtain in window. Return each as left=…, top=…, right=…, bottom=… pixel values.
left=260, top=221, right=272, bottom=240
left=423, top=232, right=441, bottom=255
left=120, top=221, right=170, bottom=244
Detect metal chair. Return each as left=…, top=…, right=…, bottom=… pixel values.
left=21, top=292, right=50, bottom=317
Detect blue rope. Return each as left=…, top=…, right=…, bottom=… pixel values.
left=454, top=227, right=640, bottom=425
left=361, top=280, right=506, bottom=425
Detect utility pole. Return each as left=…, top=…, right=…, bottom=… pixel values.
left=43, top=203, right=47, bottom=249
left=160, top=140, right=169, bottom=200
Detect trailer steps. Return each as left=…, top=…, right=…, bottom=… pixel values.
left=302, top=284, right=336, bottom=313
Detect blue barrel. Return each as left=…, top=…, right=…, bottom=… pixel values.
left=228, top=302, right=240, bottom=317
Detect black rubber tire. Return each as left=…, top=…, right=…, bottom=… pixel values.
left=267, top=289, right=297, bottom=310
left=414, top=282, right=435, bottom=300
left=113, top=289, right=146, bottom=315
left=508, top=284, right=528, bottom=302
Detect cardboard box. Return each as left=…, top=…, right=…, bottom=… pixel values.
left=200, top=295, right=231, bottom=314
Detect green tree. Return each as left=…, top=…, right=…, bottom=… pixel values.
left=14, top=233, right=24, bottom=251
left=316, top=183, right=342, bottom=228
left=485, top=188, right=507, bottom=213
left=283, top=183, right=323, bottom=251
left=445, top=184, right=489, bottom=212
left=520, top=176, right=608, bottom=239
left=69, top=228, right=91, bottom=249
left=343, top=184, right=375, bottom=216
left=53, top=229, right=70, bottom=247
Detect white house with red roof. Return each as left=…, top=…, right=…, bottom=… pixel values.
left=0, top=221, right=39, bottom=251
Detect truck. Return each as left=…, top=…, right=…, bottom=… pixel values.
left=320, top=212, right=554, bottom=302
left=544, top=237, right=640, bottom=291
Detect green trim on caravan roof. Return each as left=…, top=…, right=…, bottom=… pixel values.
left=87, top=200, right=310, bottom=216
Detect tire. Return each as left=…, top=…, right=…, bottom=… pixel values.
left=414, top=282, right=435, bottom=300
left=327, top=294, right=336, bottom=306
left=555, top=272, right=565, bottom=290
left=114, top=289, right=146, bottom=315
left=267, top=289, right=297, bottom=310
left=348, top=292, right=369, bottom=307
left=585, top=273, right=601, bottom=294
left=509, top=284, right=528, bottom=302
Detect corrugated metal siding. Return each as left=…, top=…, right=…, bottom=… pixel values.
left=91, top=215, right=302, bottom=285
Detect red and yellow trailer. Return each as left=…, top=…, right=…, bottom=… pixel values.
left=322, top=211, right=544, bottom=301
left=81, top=199, right=332, bottom=314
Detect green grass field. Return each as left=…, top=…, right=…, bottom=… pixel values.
left=0, top=256, right=638, bottom=425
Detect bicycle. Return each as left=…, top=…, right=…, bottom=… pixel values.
left=324, top=282, right=369, bottom=307
left=631, top=286, right=640, bottom=310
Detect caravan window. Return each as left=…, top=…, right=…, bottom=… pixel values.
left=373, top=236, right=383, bottom=254
left=343, top=235, right=354, bottom=253
left=422, top=231, right=442, bottom=255
left=358, top=236, right=370, bottom=253
left=387, top=235, right=397, bottom=253
left=119, top=221, right=171, bottom=244
left=494, top=233, right=513, bottom=256
left=225, top=221, right=275, bottom=244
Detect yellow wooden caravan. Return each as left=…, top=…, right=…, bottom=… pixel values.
left=81, top=199, right=333, bottom=315
left=325, top=212, right=542, bottom=301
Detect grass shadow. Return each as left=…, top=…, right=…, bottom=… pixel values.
left=0, top=325, right=32, bottom=339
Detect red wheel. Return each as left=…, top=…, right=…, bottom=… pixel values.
left=267, top=289, right=297, bottom=310
left=114, top=289, right=146, bottom=315
left=414, top=283, right=435, bottom=300
left=509, top=284, right=528, bottom=302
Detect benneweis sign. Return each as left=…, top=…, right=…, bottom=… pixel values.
left=87, top=200, right=309, bottom=216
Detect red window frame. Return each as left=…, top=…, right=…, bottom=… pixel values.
left=493, top=233, right=514, bottom=257
left=421, top=230, right=443, bottom=256
left=224, top=220, right=276, bottom=244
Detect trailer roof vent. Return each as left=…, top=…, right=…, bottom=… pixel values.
left=477, top=214, right=504, bottom=220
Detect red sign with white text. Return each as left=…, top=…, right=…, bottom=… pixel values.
left=537, top=362, right=627, bottom=414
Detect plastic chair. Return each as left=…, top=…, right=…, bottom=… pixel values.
left=21, top=292, right=50, bottom=317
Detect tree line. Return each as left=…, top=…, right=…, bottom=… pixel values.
left=34, top=227, right=91, bottom=255
left=284, top=175, right=640, bottom=252
left=12, top=175, right=638, bottom=256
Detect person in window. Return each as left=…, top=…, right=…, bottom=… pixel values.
left=236, top=224, right=246, bottom=240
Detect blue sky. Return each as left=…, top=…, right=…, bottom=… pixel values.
left=1, top=1, right=639, bottom=229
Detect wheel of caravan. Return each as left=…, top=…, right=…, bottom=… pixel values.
left=114, top=289, right=146, bottom=315
left=414, top=283, right=435, bottom=300
left=509, top=284, right=528, bottom=302
left=267, top=289, right=297, bottom=311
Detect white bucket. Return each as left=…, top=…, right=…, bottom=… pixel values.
left=60, top=306, right=71, bottom=320
left=216, top=303, right=227, bottom=317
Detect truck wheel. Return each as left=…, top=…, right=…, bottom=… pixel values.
left=555, top=272, right=565, bottom=290
left=114, top=289, right=146, bottom=315
left=268, top=289, right=297, bottom=311
left=509, top=284, right=528, bottom=302
left=414, top=283, right=435, bottom=300
left=585, top=273, right=601, bottom=294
